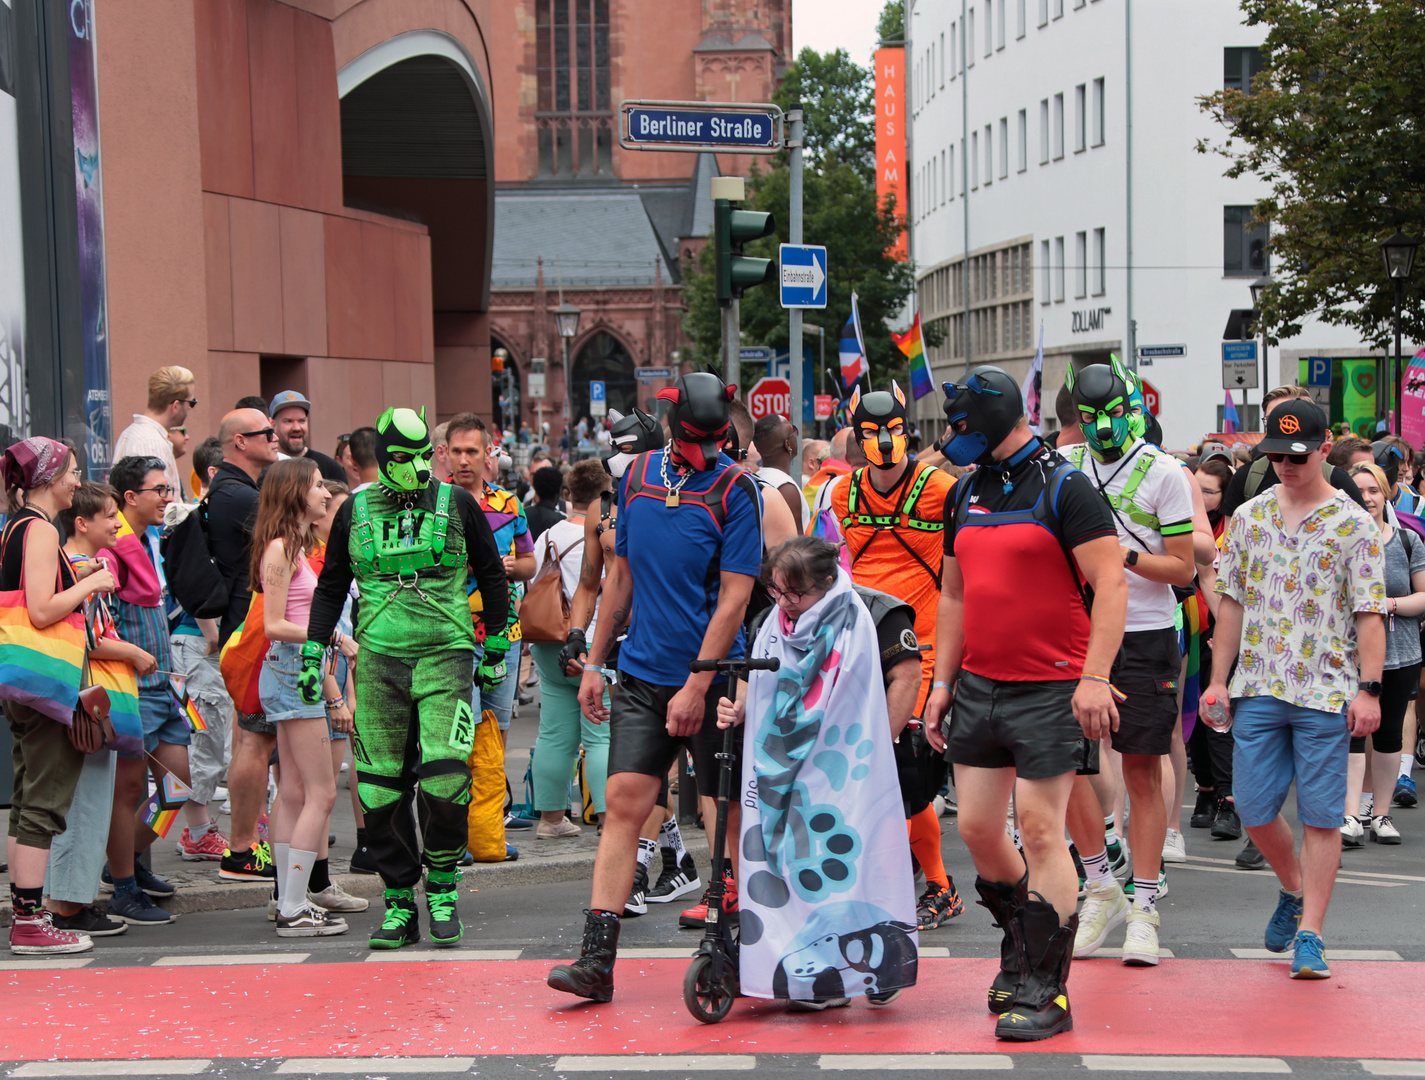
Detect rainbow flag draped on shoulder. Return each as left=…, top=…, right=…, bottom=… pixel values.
left=891, top=313, right=933, bottom=400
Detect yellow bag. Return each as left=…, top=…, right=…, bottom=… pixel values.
left=465, top=709, right=508, bottom=862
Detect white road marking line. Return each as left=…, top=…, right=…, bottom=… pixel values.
left=1081, top=1055, right=1290, bottom=1073
left=275, top=1059, right=474, bottom=1074
left=362, top=950, right=521, bottom=962
left=554, top=1056, right=756, bottom=1072
left=1074, top=947, right=1177, bottom=959
left=1185, top=855, right=1425, bottom=883
left=12, top=1061, right=211, bottom=1077
left=819, top=1054, right=1012, bottom=1070
left=1231, top=948, right=1402, bottom=961
left=0, top=958, right=93, bottom=971
left=916, top=947, right=951, bottom=958
left=1361, top=1062, right=1425, bottom=1076
left=615, top=948, right=700, bottom=959
left=153, top=954, right=309, bottom=967
left=1171, top=864, right=1403, bottom=887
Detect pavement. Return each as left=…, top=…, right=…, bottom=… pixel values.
left=4, top=670, right=1425, bottom=1078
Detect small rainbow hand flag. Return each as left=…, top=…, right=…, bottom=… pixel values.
left=140, top=771, right=194, bottom=838
left=892, top=312, right=933, bottom=400
left=169, top=675, right=207, bottom=733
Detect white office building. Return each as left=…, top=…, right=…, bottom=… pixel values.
left=904, top=0, right=1378, bottom=447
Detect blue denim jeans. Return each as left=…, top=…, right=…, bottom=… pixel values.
left=43, top=749, right=116, bottom=905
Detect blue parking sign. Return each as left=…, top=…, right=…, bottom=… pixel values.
left=1308, top=357, right=1331, bottom=387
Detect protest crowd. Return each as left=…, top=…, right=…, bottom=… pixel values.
left=0, top=360, right=1412, bottom=1041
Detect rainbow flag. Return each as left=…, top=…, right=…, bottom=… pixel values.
left=140, top=771, right=194, bottom=838
left=169, top=675, right=207, bottom=733
left=892, top=313, right=933, bottom=400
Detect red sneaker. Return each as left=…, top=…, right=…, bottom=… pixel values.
left=176, top=826, right=230, bottom=862
left=10, top=910, right=93, bottom=955
left=678, top=872, right=737, bottom=929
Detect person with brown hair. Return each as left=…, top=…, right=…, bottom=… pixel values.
left=114, top=365, right=197, bottom=495
left=252, top=458, right=354, bottom=937
left=1, top=438, right=116, bottom=954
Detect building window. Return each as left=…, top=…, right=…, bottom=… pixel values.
left=940, top=149, right=947, bottom=204
left=940, top=33, right=946, bottom=87
left=536, top=0, right=613, bottom=178
left=1224, top=205, right=1269, bottom=276
left=984, top=125, right=993, bottom=185
left=950, top=23, right=957, bottom=79
left=1075, top=0, right=1085, bottom=8
left=1092, top=227, right=1106, bottom=295
left=1053, top=0, right=1064, bottom=18
left=1017, top=109, right=1028, bottom=172
left=971, top=131, right=979, bottom=189
left=1074, top=84, right=1086, bottom=152
left=1054, top=236, right=1065, bottom=301
left=1039, top=99, right=1050, bottom=163
left=1017, top=0, right=1027, bottom=38
left=1074, top=231, right=1087, bottom=298
left=1053, top=93, right=1064, bottom=159
left=997, top=0, right=1006, bottom=48
left=1092, top=78, right=1105, bottom=146
left=985, top=0, right=993, bottom=57
left=948, top=144, right=955, bottom=199
left=999, top=117, right=1009, bottom=178
left=1038, top=0, right=1048, bottom=27
left=1224, top=47, right=1264, bottom=94
left=1041, top=239, right=1051, bottom=304
left=968, top=9, right=976, bottom=65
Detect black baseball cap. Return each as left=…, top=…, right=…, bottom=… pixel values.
left=1258, top=398, right=1327, bottom=455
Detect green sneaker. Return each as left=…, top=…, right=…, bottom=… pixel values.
left=426, top=870, right=464, bottom=947
left=369, top=888, right=421, bottom=950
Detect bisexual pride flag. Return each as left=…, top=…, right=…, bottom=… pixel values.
left=891, top=313, right=933, bottom=400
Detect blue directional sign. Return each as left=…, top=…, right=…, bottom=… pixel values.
left=1222, top=342, right=1258, bottom=363
left=740, top=347, right=774, bottom=363
left=1308, top=356, right=1332, bottom=387
left=779, top=244, right=828, bottom=309
left=620, top=100, right=782, bottom=153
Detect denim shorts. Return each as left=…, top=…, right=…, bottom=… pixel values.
left=327, top=654, right=350, bottom=742
left=140, top=686, right=191, bottom=755
left=258, top=641, right=327, bottom=723
left=1231, top=695, right=1350, bottom=830
left=472, top=641, right=520, bottom=732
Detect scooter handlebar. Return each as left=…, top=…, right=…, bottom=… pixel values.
left=688, top=657, right=781, bottom=673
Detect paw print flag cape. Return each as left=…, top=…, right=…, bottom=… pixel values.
left=739, top=567, right=918, bottom=1001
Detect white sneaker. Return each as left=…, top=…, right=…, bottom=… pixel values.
left=1341, top=815, right=1365, bottom=847
left=1074, top=879, right=1129, bottom=958
left=308, top=883, right=370, bottom=913
left=537, top=817, right=582, bottom=839
left=1162, top=828, right=1187, bottom=864
left=787, top=997, right=851, bottom=1012
left=1121, top=907, right=1161, bottom=966
left=212, top=786, right=229, bottom=802
left=1371, top=815, right=1402, bottom=845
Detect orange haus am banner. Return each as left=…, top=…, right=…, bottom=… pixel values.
left=874, top=47, right=906, bottom=260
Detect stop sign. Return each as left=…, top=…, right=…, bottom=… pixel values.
left=1139, top=377, right=1161, bottom=416
left=748, top=377, right=792, bottom=420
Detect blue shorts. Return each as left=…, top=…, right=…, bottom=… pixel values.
left=472, top=641, right=521, bottom=732
left=327, top=654, right=350, bottom=742
left=1232, top=695, right=1350, bottom=830
left=139, top=687, right=191, bottom=756
left=258, top=641, right=327, bottom=723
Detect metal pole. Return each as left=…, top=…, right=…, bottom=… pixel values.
left=788, top=105, right=804, bottom=483
left=561, top=336, right=572, bottom=458
left=1396, top=279, right=1405, bottom=436
left=1124, top=0, right=1135, bottom=378
left=961, top=0, right=971, bottom=371
left=724, top=301, right=741, bottom=390
left=1261, top=321, right=1269, bottom=428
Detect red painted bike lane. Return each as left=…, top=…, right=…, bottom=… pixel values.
left=1, top=957, right=1417, bottom=1061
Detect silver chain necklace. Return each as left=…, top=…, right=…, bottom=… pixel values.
left=659, top=451, right=692, bottom=508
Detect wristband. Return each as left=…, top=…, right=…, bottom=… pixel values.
left=324, top=696, right=346, bottom=709
left=583, top=664, right=607, bottom=675
left=1080, top=672, right=1127, bottom=703
left=932, top=681, right=951, bottom=690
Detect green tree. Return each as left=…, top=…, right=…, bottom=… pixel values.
left=1197, top=0, right=1424, bottom=350
left=681, top=47, right=917, bottom=394
left=878, top=1, right=905, bottom=47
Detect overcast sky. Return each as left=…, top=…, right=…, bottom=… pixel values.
left=792, top=0, right=890, bottom=68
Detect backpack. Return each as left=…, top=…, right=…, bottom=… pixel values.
left=160, top=477, right=242, bottom=620
left=521, top=530, right=584, bottom=643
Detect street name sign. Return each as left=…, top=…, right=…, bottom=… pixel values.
left=635, top=367, right=673, bottom=381
left=779, top=244, right=828, bottom=309
left=620, top=100, right=782, bottom=154
left=739, top=347, right=774, bottom=363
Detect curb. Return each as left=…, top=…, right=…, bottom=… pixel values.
left=0, top=834, right=712, bottom=925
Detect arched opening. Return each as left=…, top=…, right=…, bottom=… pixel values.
left=570, top=331, right=636, bottom=429
left=339, top=33, right=495, bottom=420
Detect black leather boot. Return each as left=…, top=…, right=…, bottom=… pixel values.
left=973, top=874, right=1027, bottom=1014
left=548, top=910, right=621, bottom=1003
left=994, top=894, right=1076, bottom=1042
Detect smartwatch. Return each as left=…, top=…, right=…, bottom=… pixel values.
left=1125, top=549, right=1139, bottom=567
left=1360, top=680, right=1383, bottom=697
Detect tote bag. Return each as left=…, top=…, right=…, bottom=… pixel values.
left=85, top=597, right=143, bottom=756
left=521, top=533, right=582, bottom=643
left=0, top=518, right=86, bottom=723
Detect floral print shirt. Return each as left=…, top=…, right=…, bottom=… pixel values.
left=1218, top=488, right=1386, bottom=713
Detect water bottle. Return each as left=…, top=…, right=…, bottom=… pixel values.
left=1202, top=693, right=1231, bottom=733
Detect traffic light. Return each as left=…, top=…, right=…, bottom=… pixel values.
left=714, top=198, right=776, bottom=306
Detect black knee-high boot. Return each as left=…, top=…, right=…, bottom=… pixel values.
left=974, top=873, right=1028, bottom=1014
left=548, top=910, right=621, bottom=1002
left=995, top=893, right=1076, bottom=1042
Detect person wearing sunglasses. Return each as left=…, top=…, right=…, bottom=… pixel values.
left=113, top=366, right=196, bottom=496
left=1202, top=396, right=1386, bottom=981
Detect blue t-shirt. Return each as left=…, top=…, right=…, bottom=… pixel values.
left=615, top=450, right=763, bottom=686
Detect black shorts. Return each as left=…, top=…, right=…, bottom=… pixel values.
left=947, top=670, right=1092, bottom=781
left=1108, top=627, right=1182, bottom=757
left=1349, top=663, right=1420, bottom=755
left=608, top=671, right=742, bottom=790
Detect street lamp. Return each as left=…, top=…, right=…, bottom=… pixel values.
left=554, top=300, right=581, bottom=455
left=1380, top=231, right=1419, bottom=435
left=1250, top=273, right=1273, bottom=429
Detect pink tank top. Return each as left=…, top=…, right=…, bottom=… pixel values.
left=285, top=556, right=317, bottom=626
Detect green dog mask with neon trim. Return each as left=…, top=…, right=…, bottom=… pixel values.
left=376, top=406, right=434, bottom=492
left=1067, top=356, right=1136, bottom=463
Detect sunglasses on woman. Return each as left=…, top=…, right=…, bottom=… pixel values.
left=1264, top=452, right=1312, bottom=465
